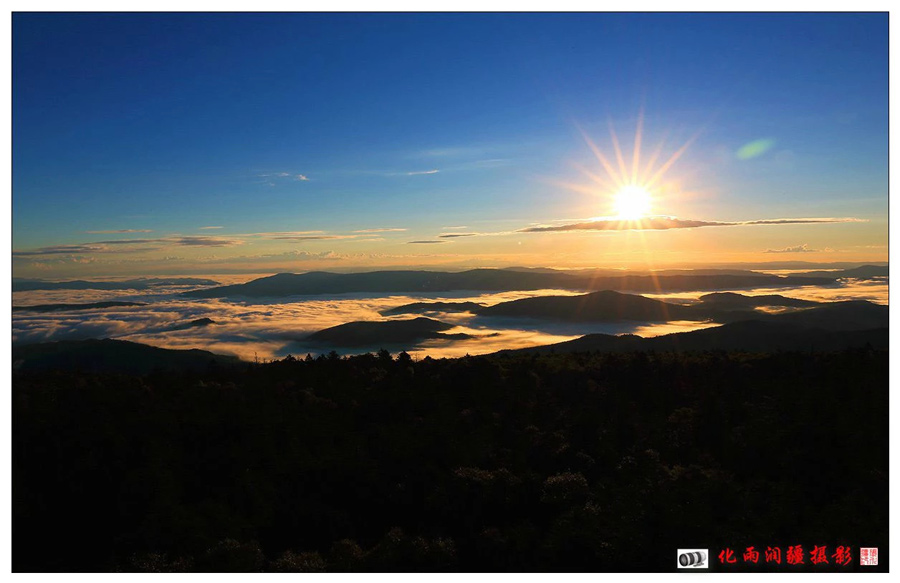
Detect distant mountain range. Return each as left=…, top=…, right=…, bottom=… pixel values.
left=300, top=293, right=886, bottom=350
left=13, top=277, right=220, bottom=292
left=12, top=301, right=148, bottom=312
left=383, top=290, right=879, bottom=327
left=181, top=268, right=839, bottom=298
left=12, top=266, right=885, bottom=296
left=12, top=338, right=240, bottom=374
left=790, top=265, right=888, bottom=279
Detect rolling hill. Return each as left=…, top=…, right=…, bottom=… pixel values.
left=380, top=301, right=484, bottom=316
left=477, top=290, right=702, bottom=321
left=696, top=292, right=820, bottom=309
left=12, top=338, right=241, bottom=374
left=495, top=321, right=887, bottom=356
left=304, top=317, right=469, bottom=348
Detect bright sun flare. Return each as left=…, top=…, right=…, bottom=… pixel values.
left=613, top=185, right=653, bottom=219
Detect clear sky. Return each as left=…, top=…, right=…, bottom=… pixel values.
left=12, top=12, right=888, bottom=277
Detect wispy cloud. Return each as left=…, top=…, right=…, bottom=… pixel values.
left=741, top=218, right=864, bottom=226
left=85, top=229, right=153, bottom=234
left=271, top=235, right=359, bottom=241
left=407, top=240, right=448, bottom=244
left=89, top=236, right=242, bottom=247
left=258, top=172, right=311, bottom=182
left=438, top=233, right=480, bottom=238
left=240, top=231, right=325, bottom=237
left=13, top=236, right=244, bottom=257
left=199, top=226, right=223, bottom=230
left=353, top=228, right=407, bottom=233
left=518, top=216, right=865, bottom=233
left=442, top=225, right=468, bottom=230
left=406, top=169, right=440, bottom=176
left=197, top=250, right=347, bottom=263
left=764, top=243, right=831, bottom=253
left=13, top=244, right=111, bottom=257
left=166, top=236, right=243, bottom=247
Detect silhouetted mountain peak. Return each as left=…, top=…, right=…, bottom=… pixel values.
left=698, top=292, right=820, bottom=308
left=381, top=301, right=484, bottom=316
left=12, top=338, right=240, bottom=374
left=305, top=317, right=464, bottom=348
left=479, top=289, right=699, bottom=322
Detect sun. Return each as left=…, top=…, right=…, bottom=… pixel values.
left=613, top=185, right=653, bottom=219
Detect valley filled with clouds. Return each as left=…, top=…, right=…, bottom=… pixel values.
left=12, top=273, right=888, bottom=362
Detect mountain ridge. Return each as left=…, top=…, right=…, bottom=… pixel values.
left=182, top=269, right=835, bottom=298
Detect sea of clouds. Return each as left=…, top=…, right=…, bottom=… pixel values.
left=12, top=277, right=888, bottom=361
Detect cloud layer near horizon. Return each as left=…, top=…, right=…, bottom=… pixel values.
left=764, top=243, right=829, bottom=253
left=518, top=216, right=865, bottom=233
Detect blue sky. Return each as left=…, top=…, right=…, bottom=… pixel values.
left=12, top=13, right=888, bottom=276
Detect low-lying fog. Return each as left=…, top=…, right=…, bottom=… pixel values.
left=12, top=277, right=888, bottom=361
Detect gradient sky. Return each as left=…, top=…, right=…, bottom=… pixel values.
left=12, top=12, right=888, bottom=277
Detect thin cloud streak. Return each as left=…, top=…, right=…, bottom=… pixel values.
left=765, top=244, right=830, bottom=253
left=14, top=244, right=110, bottom=256
left=14, top=236, right=244, bottom=257
left=518, top=216, right=865, bottom=233
left=92, top=236, right=243, bottom=247
left=272, top=235, right=358, bottom=241
left=258, top=172, right=310, bottom=181
left=86, top=229, right=153, bottom=234
left=239, top=231, right=325, bottom=237
left=353, top=228, right=407, bottom=233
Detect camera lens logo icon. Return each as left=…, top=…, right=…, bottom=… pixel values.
left=677, top=549, right=708, bottom=569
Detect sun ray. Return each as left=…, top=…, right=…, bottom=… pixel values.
left=580, top=128, right=626, bottom=188
left=607, top=119, right=630, bottom=186
left=638, top=130, right=669, bottom=184
left=559, top=179, right=615, bottom=198
left=631, top=107, right=644, bottom=184
left=636, top=227, right=671, bottom=320
left=645, top=129, right=702, bottom=190
left=573, top=164, right=618, bottom=192
left=574, top=113, right=700, bottom=223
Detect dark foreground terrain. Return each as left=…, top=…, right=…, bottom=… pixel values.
left=13, top=347, right=888, bottom=572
